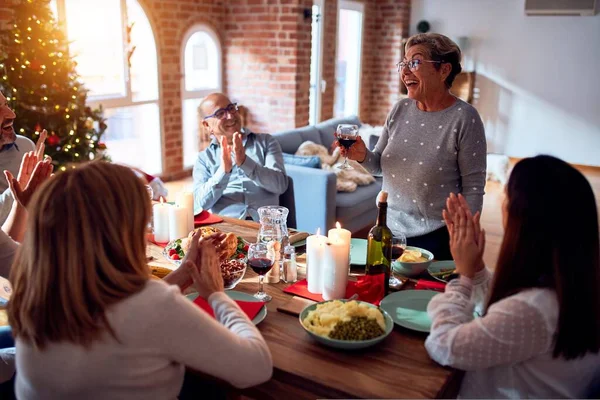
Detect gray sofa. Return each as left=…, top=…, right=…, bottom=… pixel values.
left=272, top=116, right=382, bottom=234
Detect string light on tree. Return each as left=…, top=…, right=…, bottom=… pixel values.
left=0, top=0, right=109, bottom=170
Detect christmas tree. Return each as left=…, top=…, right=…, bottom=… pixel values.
left=0, top=0, right=108, bottom=171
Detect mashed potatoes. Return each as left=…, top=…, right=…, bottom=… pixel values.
left=302, top=300, right=386, bottom=339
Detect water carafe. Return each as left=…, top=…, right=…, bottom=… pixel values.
left=257, top=206, right=290, bottom=283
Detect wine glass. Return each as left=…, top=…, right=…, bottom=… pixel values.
left=247, top=243, right=275, bottom=302
left=390, top=233, right=407, bottom=287
left=335, top=124, right=359, bottom=170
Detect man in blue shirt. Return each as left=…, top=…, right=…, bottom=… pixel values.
left=193, top=93, right=288, bottom=220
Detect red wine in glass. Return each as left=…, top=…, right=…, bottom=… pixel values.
left=338, top=136, right=357, bottom=150
left=391, top=245, right=405, bottom=260
left=248, top=257, right=274, bottom=275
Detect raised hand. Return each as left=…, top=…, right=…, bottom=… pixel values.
left=232, top=132, right=246, bottom=166
left=189, top=240, right=224, bottom=299
left=16, top=151, right=37, bottom=189
left=336, top=135, right=367, bottom=163
left=35, top=129, right=47, bottom=161
left=220, top=136, right=233, bottom=173
left=5, top=159, right=53, bottom=208
left=444, top=194, right=485, bottom=277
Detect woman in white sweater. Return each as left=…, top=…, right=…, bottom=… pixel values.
left=426, top=155, right=600, bottom=398
left=7, top=162, right=272, bottom=399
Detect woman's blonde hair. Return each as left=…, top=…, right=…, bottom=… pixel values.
left=405, top=33, right=462, bottom=88
left=8, top=161, right=152, bottom=349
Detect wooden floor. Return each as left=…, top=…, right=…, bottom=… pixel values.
left=166, top=165, right=600, bottom=271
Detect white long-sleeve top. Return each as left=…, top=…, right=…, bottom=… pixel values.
left=15, top=280, right=273, bottom=399
left=425, top=269, right=600, bottom=398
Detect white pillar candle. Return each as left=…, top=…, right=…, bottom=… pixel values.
left=176, top=191, right=194, bottom=232
left=328, top=221, right=351, bottom=260
left=169, top=205, right=188, bottom=241
left=306, top=229, right=327, bottom=294
left=153, top=199, right=171, bottom=243
left=322, top=238, right=349, bottom=300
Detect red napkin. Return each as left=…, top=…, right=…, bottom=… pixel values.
left=194, top=211, right=224, bottom=226
left=193, top=296, right=264, bottom=320
left=147, top=233, right=168, bottom=248
left=283, top=274, right=386, bottom=306
left=415, top=279, right=446, bottom=292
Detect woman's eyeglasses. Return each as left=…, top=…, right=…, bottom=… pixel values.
left=203, top=103, right=238, bottom=120
left=396, top=59, right=443, bottom=72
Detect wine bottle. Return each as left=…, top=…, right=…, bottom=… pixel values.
left=365, top=190, right=392, bottom=296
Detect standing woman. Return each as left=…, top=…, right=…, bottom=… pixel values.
left=7, top=162, right=272, bottom=399
left=340, top=33, right=486, bottom=260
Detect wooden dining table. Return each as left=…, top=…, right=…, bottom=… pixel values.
left=147, top=216, right=462, bottom=399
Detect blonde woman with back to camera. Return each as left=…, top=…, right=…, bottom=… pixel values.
left=7, top=162, right=272, bottom=399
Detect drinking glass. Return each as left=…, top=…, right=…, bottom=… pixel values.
left=390, top=233, right=407, bottom=287
left=335, top=124, right=359, bottom=170
left=145, top=185, right=154, bottom=201
left=247, top=243, right=275, bottom=301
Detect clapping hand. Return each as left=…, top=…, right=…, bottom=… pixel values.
left=442, top=193, right=485, bottom=278
left=219, top=136, right=233, bottom=173
left=188, top=240, right=225, bottom=299
left=232, top=132, right=246, bottom=166
left=5, top=154, right=53, bottom=208
left=17, top=130, right=49, bottom=189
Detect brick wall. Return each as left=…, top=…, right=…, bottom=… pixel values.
left=223, top=0, right=312, bottom=134
left=1, top=0, right=410, bottom=179
left=138, top=0, right=226, bottom=179
left=319, top=0, right=338, bottom=122
left=321, top=0, right=410, bottom=126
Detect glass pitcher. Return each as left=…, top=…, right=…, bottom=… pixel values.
left=257, top=206, right=290, bottom=283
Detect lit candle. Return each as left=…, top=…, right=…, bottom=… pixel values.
left=328, top=221, right=351, bottom=261
left=322, top=238, right=349, bottom=300
left=306, top=228, right=327, bottom=294
left=153, top=197, right=171, bottom=243
left=168, top=205, right=188, bottom=241
left=176, top=191, right=194, bottom=232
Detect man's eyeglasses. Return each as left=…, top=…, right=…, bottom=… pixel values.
left=203, top=103, right=238, bottom=120
left=396, top=59, right=443, bottom=72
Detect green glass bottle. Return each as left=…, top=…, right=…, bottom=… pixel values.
left=365, top=190, right=392, bottom=296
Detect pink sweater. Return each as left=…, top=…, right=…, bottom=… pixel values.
left=15, top=280, right=273, bottom=399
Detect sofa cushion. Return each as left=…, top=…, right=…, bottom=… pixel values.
left=316, top=115, right=362, bottom=150
left=272, top=126, right=322, bottom=154
left=335, top=177, right=383, bottom=221
left=282, top=153, right=321, bottom=169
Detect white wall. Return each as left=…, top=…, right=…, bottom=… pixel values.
left=411, top=0, right=600, bottom=166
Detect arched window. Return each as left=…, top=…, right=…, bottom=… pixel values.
left=181, top=25, right=222, bottom=168
left=50, top=0, right=162, bottom=174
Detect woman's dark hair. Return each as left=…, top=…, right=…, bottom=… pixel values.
left=488, top=155, right=600, bottom=360
left=405, top=33, right=462, bottom=88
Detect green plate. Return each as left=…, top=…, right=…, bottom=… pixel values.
left=292, top=238, right=306, bottom=248
left=379, top=290, right=438, bottom=332
left=299, top=300, right=394, bottom=350
left=350, top=238, right=368, bottom=265
left=185, top=291, right=267, bottom=325
left=427, top=260, right=458, bottom=283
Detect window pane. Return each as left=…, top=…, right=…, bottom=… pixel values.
left=127, top=0, right=159, bottom=102
left=183, top=98, right=204, bottom=168
left=334, top=7, right=363, bottom=118
left=184, top=31, right=220, bottom=92
left=64, top=0, right=126, bottom=99
left=103, top=103, right=162, bottom=174
left=309, top=4, right=321, bottom=126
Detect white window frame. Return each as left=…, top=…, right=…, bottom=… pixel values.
left=335, top=0, right=365, bottom=118
left=51, top=0, right=163, bottom=173
left=309, top=0, right=325, bottom=125
left=180, top=25, right=223, bottom=101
